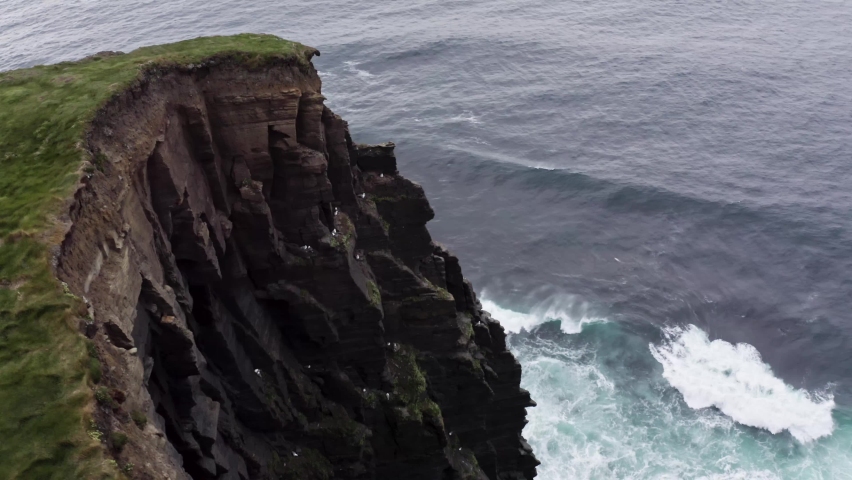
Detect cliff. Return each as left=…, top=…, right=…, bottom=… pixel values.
left=0, top=35, right=538, bottom=480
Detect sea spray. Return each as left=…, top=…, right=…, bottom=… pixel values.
left=480, top=293, right=605, bottom=334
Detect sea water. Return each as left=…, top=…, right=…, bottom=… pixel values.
left=487, top=296, right=851, bottom=479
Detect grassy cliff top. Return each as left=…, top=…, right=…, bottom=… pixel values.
left=0, top=34, right=311, bottom=479
left=0, top=33, right=311, bottom=237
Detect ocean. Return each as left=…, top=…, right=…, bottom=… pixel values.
left=3, top=1, right=852, bottom=478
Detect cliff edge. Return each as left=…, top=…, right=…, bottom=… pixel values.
left=0, top=35, right=538, bottom=480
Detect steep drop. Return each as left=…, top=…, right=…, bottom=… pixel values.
left=56, top=48, right=538, bottom=479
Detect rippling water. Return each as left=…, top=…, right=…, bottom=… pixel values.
left=4, top=1, right=852, bottom=478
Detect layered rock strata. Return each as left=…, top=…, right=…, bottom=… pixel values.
left=58, top=52, right=538, bottom=480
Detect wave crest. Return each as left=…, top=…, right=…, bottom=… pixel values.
left=649, top=325, right=835, bottom=442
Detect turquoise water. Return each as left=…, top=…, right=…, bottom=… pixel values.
left=487, top=298, right=852, bottom=480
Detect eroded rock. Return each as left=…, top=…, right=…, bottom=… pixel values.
left=58, top=58, right=538, bottom=480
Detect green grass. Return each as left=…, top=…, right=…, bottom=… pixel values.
left=130, top=410, right=147, bottom=429
left=109, top=432, right=128, bottom=453
left=0, top=33, right=309, bottom=238
left=94, top=387, right=116, bottom=409
left=0, top=34, right=311, bottom=479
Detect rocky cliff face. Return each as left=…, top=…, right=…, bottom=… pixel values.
left=58, top=52, right=538, bottom=480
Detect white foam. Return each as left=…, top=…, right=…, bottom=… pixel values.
left=696, top=471, right=781, bottom=480
left=480, top=299, right=541, bottom=333
left=448, top=111, right=481, bottom=125
left=480, top=293, right=605, bottom=334
left=343, top=61, right=374, bottom=78
left=649, top=325, right=835, bottom=443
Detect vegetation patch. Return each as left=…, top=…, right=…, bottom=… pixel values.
left=458, top=315, right=474, bottom=343
left=94, top=387, right=117, bottom=409
left=328, top=213, right=355, bottom=250
left=0, top=34, right=311, bottom=479
left=110, top=432, right=128, bottom=453
left=366, top=280, right=382, bottom=308
left=85, top=340, right=103, bottom=383
left=270, top=448, right=333, bottom=480
left=0, top=287, right=17, bottom=312
left=386, top=345, right=444, bottom=424
left=422, top=279, right=454, bottom=302
left=435, top=286, right=454, bottom=302
left=87, top=421, right=103, bottom=442
left=310, top=415, right=370, bottom=449
left=0, top=263, right=113, bottom=478
left=362, top=388, right=380, bottom=409
left=130, top=410, right=147, bottom=429
left=88, top=357, right=103, bottom=384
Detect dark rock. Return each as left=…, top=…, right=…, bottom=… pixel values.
left=354, top=142, right=397, bottom=174
left=58, top=58, right=537, bottom=480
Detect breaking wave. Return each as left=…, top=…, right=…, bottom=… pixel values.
left=480, top=293, right=606, bottom=334
left=649, top=325, right=835, bottom=443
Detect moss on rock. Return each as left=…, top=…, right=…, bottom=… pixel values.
left=387, top=345, right=444, bottom=425
left=366, top=280, right=382, bottom=308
